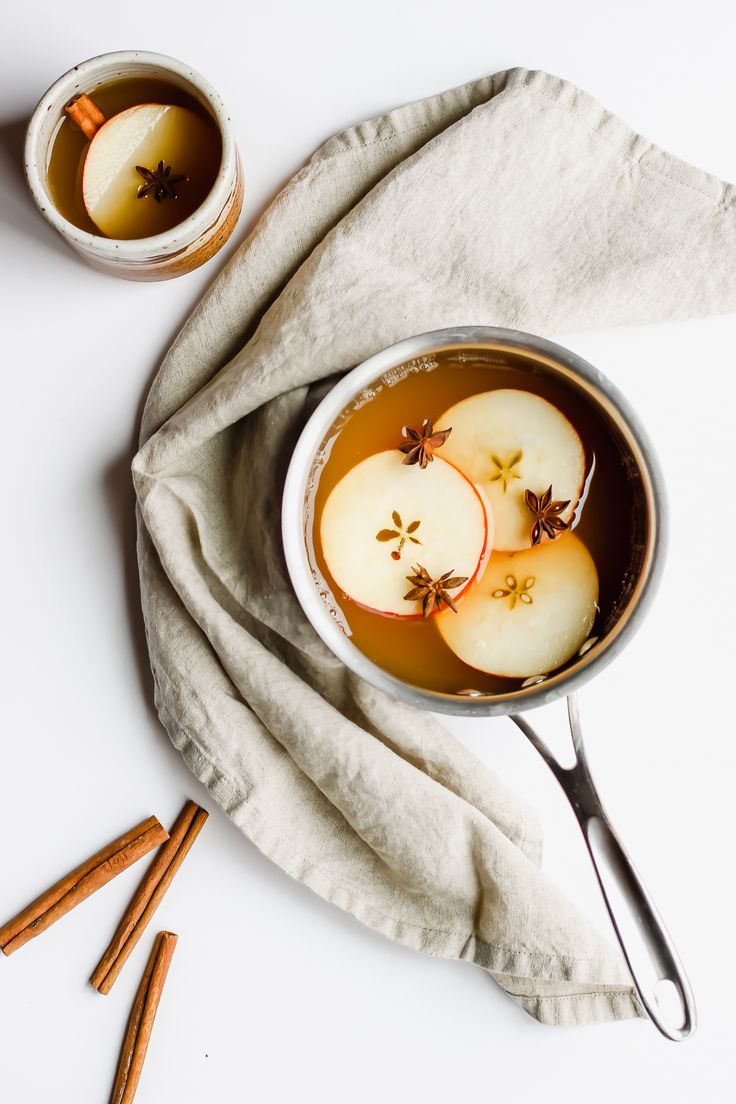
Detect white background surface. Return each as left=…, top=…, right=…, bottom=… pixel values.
left=2, top=3, right=735, bottom=1101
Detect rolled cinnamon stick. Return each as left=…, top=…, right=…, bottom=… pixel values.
left=110, top=931, right=178, bottom=1104
left=65, top=93, right=106, bottom=140
left=91, top=800, right=207, bottom=994
left=0, top=815, right=169, bottom=956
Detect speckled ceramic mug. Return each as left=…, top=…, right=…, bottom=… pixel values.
left=24, top=50, right=244, bottom=281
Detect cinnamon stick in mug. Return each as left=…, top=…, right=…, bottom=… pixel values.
left=0, top=815, right=169, bottom=956
left=91, top=800, right=207, bottom=994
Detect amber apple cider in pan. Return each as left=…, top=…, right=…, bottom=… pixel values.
left=304, top=345, right=648, bottom=696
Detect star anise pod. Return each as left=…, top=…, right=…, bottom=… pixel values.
left=136, top=161, right=187, bottom=203
left=525, top=485, right=571, bottom=546
left=397, top=419, right=452, bottom=469
left=403, top=564, right=468, bottom=617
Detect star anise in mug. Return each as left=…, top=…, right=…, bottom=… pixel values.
left=397, top=419, right=452, bottom=469
left=525, top=485, right=571, bottom=546
left=136, top=161, right=187, bottom=203
left=403, top=565, right=468, bottom=617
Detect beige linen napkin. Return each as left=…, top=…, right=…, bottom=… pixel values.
left=133, top=68, right=735, bottom=1026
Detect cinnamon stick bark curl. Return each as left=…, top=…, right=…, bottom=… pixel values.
left=0, top=815, right=169, bottom=955
left=109, top=931, right=178, bottom=1104
left=91, top=800, right=207, bottom=993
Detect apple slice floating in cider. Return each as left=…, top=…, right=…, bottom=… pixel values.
left=81, top=104, right=215, bottom=238
left=436, top=533, right=598, bottom=678
left=320, top=450, right=490, bottom=617
left=437, top=390, right=586, bottom=551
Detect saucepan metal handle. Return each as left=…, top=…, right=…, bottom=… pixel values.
left=511, top=694, right=696, bottom=1041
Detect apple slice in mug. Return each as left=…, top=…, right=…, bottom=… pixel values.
left=436, top=533, right=599, bottom=678
left=82, top=104, right=214, bottom=238
left=437, top=389, right=586, bottom=551
left=320, top=450, right=490, bottom=617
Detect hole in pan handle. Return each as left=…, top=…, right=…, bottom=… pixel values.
left=511, top=694, right=697, bottom=1042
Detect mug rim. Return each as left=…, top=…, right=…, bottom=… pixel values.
left=281, top=326, right=668, bottom=718
left=24, top=49, right=237, bottom=258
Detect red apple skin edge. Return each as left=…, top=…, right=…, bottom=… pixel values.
left=328, top=463, right=494, bottom=621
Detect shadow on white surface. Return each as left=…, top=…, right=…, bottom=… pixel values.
left=0, top=114, right=87, bottom=267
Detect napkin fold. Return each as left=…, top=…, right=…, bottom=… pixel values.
left=133, top=68, right=735, bottom=1025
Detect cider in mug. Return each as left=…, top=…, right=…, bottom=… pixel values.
left=48, top=76, right=222, bottom=239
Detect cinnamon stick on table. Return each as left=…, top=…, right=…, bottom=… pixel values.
left=0, top=815, right=169, bottom=956
left=110, top=931, right=178, bottom=1104
left=91, top=800, right=208, bottom=994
